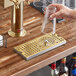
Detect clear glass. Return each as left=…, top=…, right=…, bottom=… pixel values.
left=42, top=1, right=50, bottom=12
left=65, top=0, right=76, bottom=10
left=41, top=6, right=56, bottom=34
left=33, top=0, right=50, bottom=12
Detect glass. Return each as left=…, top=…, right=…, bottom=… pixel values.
left=41, top=6, right=56, bottom=34
left=65, top=0, right=76, bottom=10
left=33, top=0, right=51, bottom=12
left=49, top=62, right=59, bottom=76
left=33, top=0, right=50, bottom=12
left=59, top=57, right=68, bottom=76
left=42, top=1, right=50, bottom=12
left=47, top=0, right=65, bottom=23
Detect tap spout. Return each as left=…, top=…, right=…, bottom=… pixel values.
left=8, top=0, right=26, bottom=37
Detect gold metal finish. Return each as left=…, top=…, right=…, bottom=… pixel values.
left=10, top=0, right=23, bottom=8
left=4, top=0, right=14, bottom=8
left=8, top=0, right=26, bottom=37
left=72, top=57, right=76, bottom=59
left=14, top=33, right=66, bottom=60
left=44, top=40, right=49, bottom=46
left=8, top=29, right=26, bottom=37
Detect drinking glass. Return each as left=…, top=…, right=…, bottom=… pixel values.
left=42, top=1, right=50, bottom=12
left=33, top=0, right=51, bottom=11
left=41, top=6, right=56, bottom=34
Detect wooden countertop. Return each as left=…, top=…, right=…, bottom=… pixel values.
left=0, top=4, right=76, bottom=76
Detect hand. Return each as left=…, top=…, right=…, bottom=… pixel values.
left=48, top=4, right=76, bottom=20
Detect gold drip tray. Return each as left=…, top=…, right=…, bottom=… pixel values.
left=14, top=33, right=66, bottom=60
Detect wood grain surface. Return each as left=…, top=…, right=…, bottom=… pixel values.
left=0, top=3, right=76, bottom=76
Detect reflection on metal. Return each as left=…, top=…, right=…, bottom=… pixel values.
left=0, top=35, right=3, bottom=47
left=44, top=40, right=49, bottom=46
left=0, top=35, right=7, bottom=48
left=8, top=29, right=26, bottom=37
left=10, top=0, right=23, bottom=8
left=14, top=33, right=66, bottom=60
left=4, top=0, right=14, bottom=8
left=8, top=0, right=26, bottom=37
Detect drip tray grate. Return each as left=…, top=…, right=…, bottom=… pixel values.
left=14, top=33, right=66, bottom=60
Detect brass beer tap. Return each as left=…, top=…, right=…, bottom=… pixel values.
left=10, top=0, right=20, bottom=8
left=10, top=0, right=23, bottom=8
left=8, top=0, right=26, bottom=37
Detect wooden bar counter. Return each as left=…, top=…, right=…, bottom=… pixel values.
left=0, top=3, right=76, bottom=76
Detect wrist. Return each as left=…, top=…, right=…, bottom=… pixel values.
left=70, top=9, right=76, bottom=20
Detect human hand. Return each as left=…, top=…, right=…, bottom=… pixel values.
left=48, top=4, right=76, bottom=20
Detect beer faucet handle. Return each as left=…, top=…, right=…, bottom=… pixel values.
left=10, top=0, right=25, bottom=8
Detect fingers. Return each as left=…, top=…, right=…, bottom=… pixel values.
left=44, top=4, right=65, bottom=19
left=48, top=4, right=62, bottom=8
left=49, top=11, right=62, bottom=20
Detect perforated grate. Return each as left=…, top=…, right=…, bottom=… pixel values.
left=14, top=33, right=66, bottom=60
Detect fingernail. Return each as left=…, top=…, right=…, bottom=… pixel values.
left=50, top=15, right=52, bottom=18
